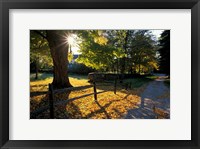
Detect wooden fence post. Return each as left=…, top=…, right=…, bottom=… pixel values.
left=49, top=84, right=54, bottom=119
left=125, top=83, right=128, bottom=90
left=129, top=82, right=132, bottom=89
left=114, top=78, right=117, bottom=94
left=93, top=81, right=97, bottom=101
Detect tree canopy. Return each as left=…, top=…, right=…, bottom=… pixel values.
left=30, top=30, right=52, bottom=79
left=30, top=29, right=169, bottom=88
left=76, top=30, right=159, bottom=74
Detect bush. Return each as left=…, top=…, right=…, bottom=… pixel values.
left=68, top=63, right=94, bottom=74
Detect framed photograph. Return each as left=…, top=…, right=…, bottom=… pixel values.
left=0, top=0, right=199, bottom=148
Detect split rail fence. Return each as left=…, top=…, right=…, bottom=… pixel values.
left=30, top=79, right=132, bottom=119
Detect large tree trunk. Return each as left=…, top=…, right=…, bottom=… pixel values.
left=46, top=30, right=72, bottom=88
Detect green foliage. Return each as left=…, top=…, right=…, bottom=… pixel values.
left=30, top=29, right=163, bottom=80
left=30, top=30, right=53, bottom=70
left=76, top=30, right=116, bottom=71
left=30, top=30, right=77, bottom=71
left=123, top=77, right=152, bottom=88
left=76, top=30, right=159, bottom=74
left=68, top=52, right=73, bottom=63
left=128, top=30, right=159, bottom=74
left=68, top=63, right=94, bottom=74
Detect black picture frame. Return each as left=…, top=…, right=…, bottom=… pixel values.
left=0, top=0, right=199, bottom=148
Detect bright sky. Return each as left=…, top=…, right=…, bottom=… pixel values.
left=151, top=29, right=164, bottom=39
left=71, top=30, right=164, bottom=55
left=71, top=46, right=80, bottom=55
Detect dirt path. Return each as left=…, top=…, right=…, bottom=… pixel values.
left=124, top=74, right=170, bottom=119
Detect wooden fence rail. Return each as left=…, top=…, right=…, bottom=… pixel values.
left=30, top=81, right=104, bottom=119
left=53, top=85, right=93, bottom=94
left=30, top=79, right=132, bottom=119
left=54, top=90, right=107, bottom=106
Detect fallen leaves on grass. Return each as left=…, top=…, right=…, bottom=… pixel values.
left=30, top=78, right=142, bottom=119
left=154, top=108, right=170, bottom=119
left=65, top=90, right=140, bottom=119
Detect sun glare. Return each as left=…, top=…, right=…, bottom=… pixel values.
left=63, top=33, right=81, bottom=54
left=66, top=34, right=77, bottom=46
left=67, top=36, right=74, bottom=45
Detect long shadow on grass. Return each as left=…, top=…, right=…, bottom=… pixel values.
left=30, top=93, right=50, bottom=119
left=84, top=98, right=125, bottom=119
left=94, top=100, right=111, bottom=119
left=30, top=91, right=48, bottom=97
left=53, top=91, right=83, bottom=119
left=122, top=94, right=156, bottom=119
left=64, top=101, right=83, bottom=119
left=83, top=101, right=112, bottom=119
left=123, top=92, right=158, bottom=119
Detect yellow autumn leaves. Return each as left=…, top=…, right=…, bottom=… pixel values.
left=94, top=36, right=108, bottom=45
left=30, top=76, right=142, bottom=119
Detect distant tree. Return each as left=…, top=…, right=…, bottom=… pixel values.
left=129, top=30, right=159, bottom=74
left=76, top=30, right=159, bottom=75
left=106, top=30, right=131, bottom=74
left=158, top=30, right=170, bottom=75
left=30, top=31, right=52, bottom=79
left=106, top=30, right=158, bottom=74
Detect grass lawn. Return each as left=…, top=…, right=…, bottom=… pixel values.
left=123, top=77, right=153, bottom=88
left=30, top=73, right=153, bottom=119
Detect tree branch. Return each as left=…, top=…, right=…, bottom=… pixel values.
left=34, top=30, right=47, bottom=39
